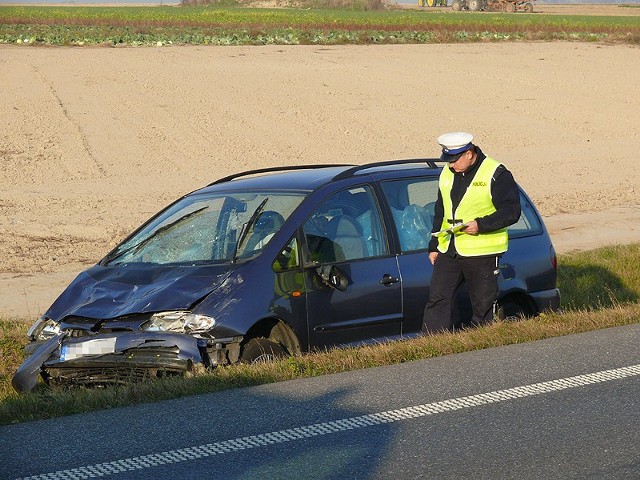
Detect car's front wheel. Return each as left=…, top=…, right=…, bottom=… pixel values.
left=240, top=337, right=288, bottom=364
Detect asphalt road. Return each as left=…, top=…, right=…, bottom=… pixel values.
left=1, top=324, right=639, bottom=480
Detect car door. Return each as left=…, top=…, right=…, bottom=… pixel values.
left=380, top=176, right=441, bottom=335
left=303, top=185, right=402, bottom=350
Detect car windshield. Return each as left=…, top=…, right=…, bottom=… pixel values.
left=103, top=191, right=306, bottom=266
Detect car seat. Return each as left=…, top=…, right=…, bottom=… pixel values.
left=244, top=210, right=285, bottom=253
left=330, top=215, right=366, bottom=261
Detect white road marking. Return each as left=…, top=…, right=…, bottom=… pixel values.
left=18, top=364, right=640, bottom=480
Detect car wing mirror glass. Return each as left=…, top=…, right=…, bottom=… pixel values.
left=316, top=264, right=348, bottom=292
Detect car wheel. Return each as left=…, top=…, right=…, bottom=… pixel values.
left=451, top=0, right=462, bottom=10
left=523, top=2, right=533, bottom=13
left=240, top=337, right=288, bottom=364
left=497, top=300, right=533, bottom=321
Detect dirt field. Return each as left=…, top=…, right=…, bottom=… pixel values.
left=1, top=7, right=639, bottom=318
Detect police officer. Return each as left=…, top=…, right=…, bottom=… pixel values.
left=422, top=132, right=521, bottom=333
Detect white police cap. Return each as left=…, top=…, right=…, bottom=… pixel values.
left=438, top=132, right=474, bottom=162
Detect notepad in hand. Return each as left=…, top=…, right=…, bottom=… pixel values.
left=431, top=223, right=468, bottom=238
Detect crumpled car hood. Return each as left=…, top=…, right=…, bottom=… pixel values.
left=44, top=264, right=232, bottom=322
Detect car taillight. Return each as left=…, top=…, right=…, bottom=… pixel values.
left=550, top=246, right=558, bottom=271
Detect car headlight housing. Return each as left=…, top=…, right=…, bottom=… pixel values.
left=27, top=316, right=61, bottom=341
left=143, top=311, right=215, bottom=334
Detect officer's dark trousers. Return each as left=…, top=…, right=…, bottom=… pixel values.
left=422, top=253, right=500, bottom=333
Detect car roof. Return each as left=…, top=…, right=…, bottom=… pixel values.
left=193, top=159, right=443, bottom=195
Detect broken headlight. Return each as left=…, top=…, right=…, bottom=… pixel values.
left=27, top=316, right=61, bottom=341
left=143, top=311, right=215, bottom=334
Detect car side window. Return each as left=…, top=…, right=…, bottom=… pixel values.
left=302, top=186, right=387, bottom=264
left=508, top=193, right=543, bottom=238
left=381, top=178, right=439, bottom=252
left=273, top=236, right=300, bottom=272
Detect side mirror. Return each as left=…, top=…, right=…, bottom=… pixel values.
left=316, top=264, right=349, bottom=292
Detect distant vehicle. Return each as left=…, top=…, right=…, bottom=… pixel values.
left=13, top=160, right=560, bottom=393
left=444, top=0, right=534, bottom=13
left=417, top=0, right=448, bottom=7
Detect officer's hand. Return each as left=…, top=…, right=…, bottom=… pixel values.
left=429, top=251, right=438, bottom=265
left=463, top=221, right=479, bottom=235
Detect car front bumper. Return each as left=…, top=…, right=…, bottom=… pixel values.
left=12, top=331, right=240, bottom=393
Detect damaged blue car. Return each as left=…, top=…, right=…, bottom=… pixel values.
left=13, top=160, right=560, bottom=392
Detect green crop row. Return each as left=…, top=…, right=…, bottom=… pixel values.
left=1, top=23, right=634, bottom=47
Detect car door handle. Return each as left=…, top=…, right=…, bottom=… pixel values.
left=380, top=274, right=399, bottom=286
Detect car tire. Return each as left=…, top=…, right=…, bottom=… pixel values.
left=451, top=0, right=462, bottom=10
left=497, top=300, right=533, bottom=321
left=240, top=337, right=288, bottom=364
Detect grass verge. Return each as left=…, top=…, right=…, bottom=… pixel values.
left=1, top=243, right=639, bottom=425
left=0, top=5, right=639, bottom=46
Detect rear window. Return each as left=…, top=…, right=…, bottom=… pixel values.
left=508, top=193, right=543, bottom=238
